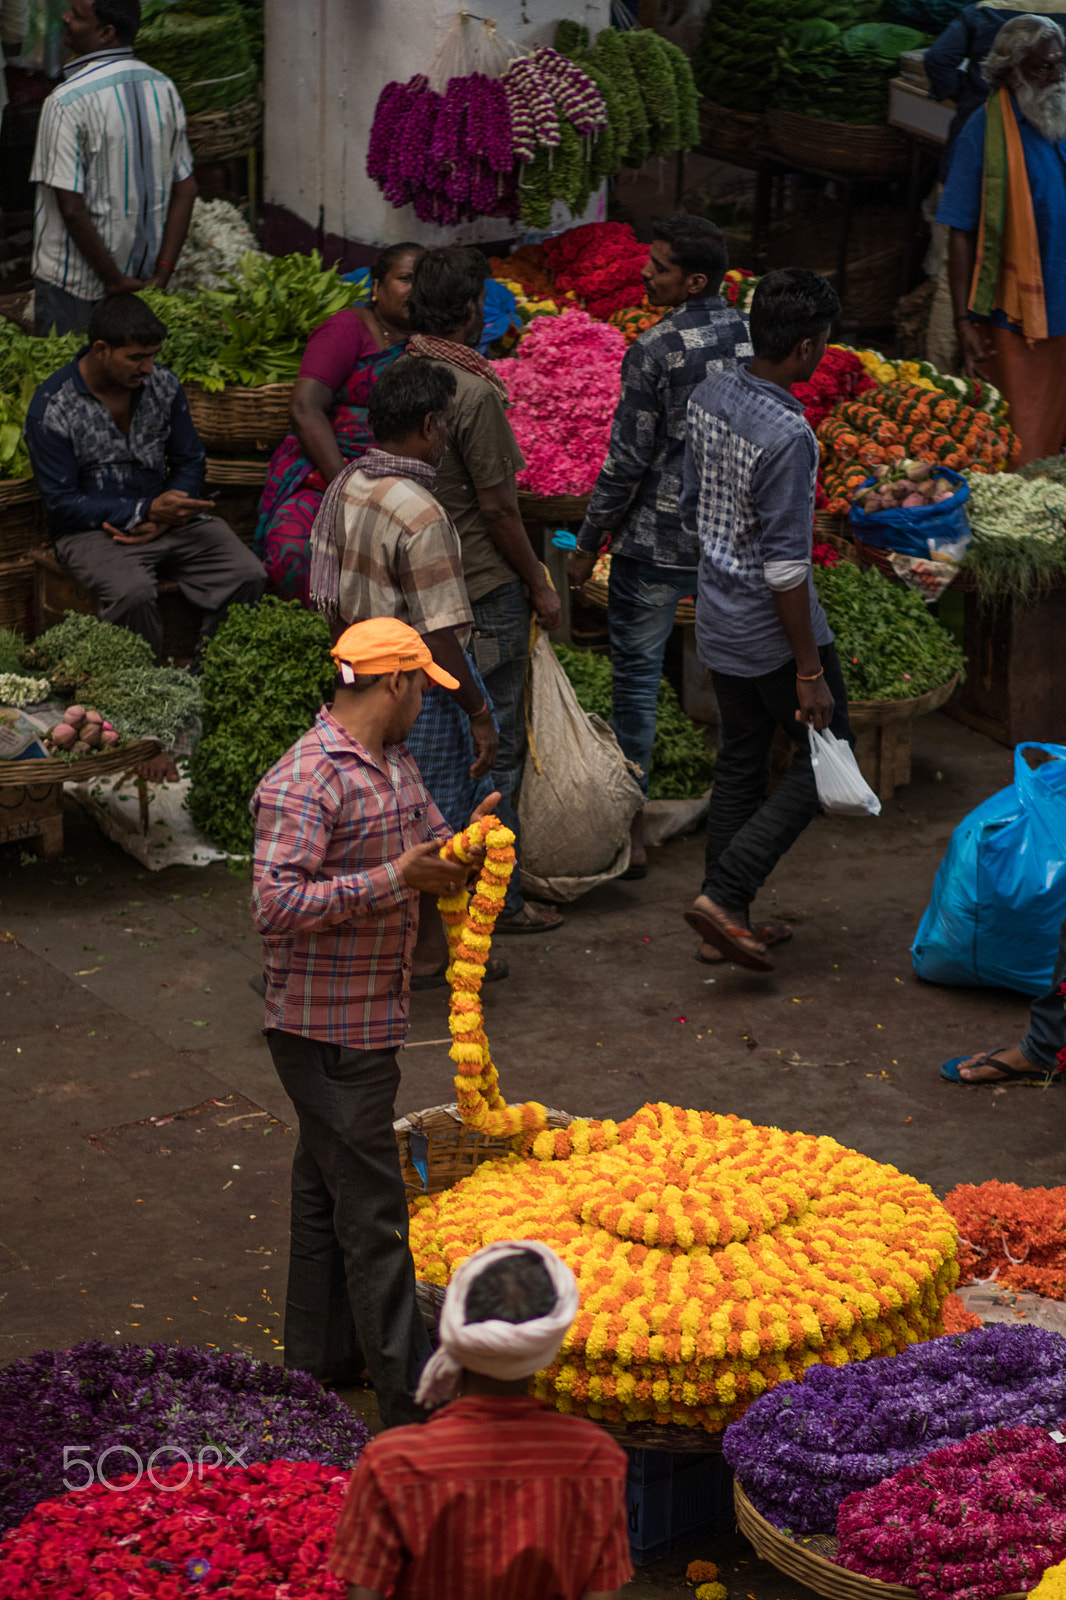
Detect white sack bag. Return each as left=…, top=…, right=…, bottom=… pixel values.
left=518, top=634, right=644, bottom=901
left=807, top=725, right=882, bottom=817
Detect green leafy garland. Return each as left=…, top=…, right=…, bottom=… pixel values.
left=624, top=30, right=680, bottom=158
left=519, top=108, right=589, bottom=230
left=593, top=28, right=652, bottom=169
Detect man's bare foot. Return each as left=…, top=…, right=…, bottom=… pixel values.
left=955, top=1046, right=1032, bottom=1083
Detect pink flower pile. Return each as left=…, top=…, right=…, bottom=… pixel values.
left=504, top=308, right=626, bottom=497
left=0, top=1460, right=349, bottom=1599
left=835, top=1424, right=1066, bottom=1600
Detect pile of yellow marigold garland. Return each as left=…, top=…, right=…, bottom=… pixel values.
left=428, top=826, right=960, bottom=1433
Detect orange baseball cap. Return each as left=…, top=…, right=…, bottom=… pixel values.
left=330, top=617, right=460, bottom=691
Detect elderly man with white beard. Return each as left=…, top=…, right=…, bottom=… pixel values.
left=938, top=14, right=1066, bottom=465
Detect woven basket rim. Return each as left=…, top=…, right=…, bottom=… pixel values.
left=0, top=738, right=162, bottom=785
left=516, top=490, right=592, bottom=520
left=186, top=91, right=262, bottom=131
left=766, top=108, right=909, bottom=142
left=699, top=97, right=769, bottom=128
left=204, top=456, right=271, bottom=484
left=0, top=478, right=40, bottom=506
left=185, top=381, right=294, bottom=402
left=733, top=1481, right=1026, bottom=1600
left=848, top=672, right=959, bottom=720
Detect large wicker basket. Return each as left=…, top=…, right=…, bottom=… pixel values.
left=204, top=456, right=270, bottom=487
left=186, top=92, right=263, bottom=164
left=516, top=491, right=592, bottom=525
left=766, top=110, right=910, bottom=178
left=184, top=383, right=293, bottom=455
left=733, top=1481, right=1025, bottom=1600
left=0, top=738, right=162, bottom=785
left=395, top=1103, right=723, bottom=1453
left=849, top=673, right=959, bottom=726
left=698, top=99, right=771, bottom=167
left=0, top=556, right=33, bottom=633
left=0, top=479, right=45, bottom=562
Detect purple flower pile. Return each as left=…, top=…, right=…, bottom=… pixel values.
left=723, top=1325, right=1066, bottom=1534
left=0, top=1342, right=370, bottom=1536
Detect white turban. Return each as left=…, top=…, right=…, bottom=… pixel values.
left=414, top=1240, right=579, bottom=1410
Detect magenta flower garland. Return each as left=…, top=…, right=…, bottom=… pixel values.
left=367, top=72, right=517, bottom=225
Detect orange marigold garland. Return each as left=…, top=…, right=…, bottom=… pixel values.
left=945, top=1181, right=1066, bottom=1301
left=438, top=815, right=549, bottom=1139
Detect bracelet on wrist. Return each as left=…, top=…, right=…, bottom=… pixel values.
left=466, top=698, right=489, bottom=719
left=155, top=257, right=176, bottom=272
left=796, top=667, right=825, bottom=682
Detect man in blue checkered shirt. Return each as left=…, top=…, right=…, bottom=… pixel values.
left=567, top=215, right=752, bottom=876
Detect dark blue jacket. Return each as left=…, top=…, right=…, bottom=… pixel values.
left=925, top=5, right=1019, bottom=168
left=24, top=356, right=205, bottom=540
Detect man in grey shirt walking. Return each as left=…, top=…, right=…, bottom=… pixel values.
left=680, top=268, right=851, bottom=972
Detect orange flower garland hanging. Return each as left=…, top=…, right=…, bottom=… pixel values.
left=437, top=815, right=550, bottom=1138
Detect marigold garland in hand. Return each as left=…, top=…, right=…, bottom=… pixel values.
left=438, top=815, right=549, bottom=1139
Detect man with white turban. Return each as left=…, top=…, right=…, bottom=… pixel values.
left=329, top=1240, right=633, bottom=1600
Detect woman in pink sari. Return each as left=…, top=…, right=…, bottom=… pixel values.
left=255, top=243, right=422, bottom=601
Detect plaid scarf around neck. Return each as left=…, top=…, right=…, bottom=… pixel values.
left=309, top=449, right=439, bottom=620
left=406, top=332, right=510, bottom=399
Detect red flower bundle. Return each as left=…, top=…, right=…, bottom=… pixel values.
left=945, top=1180, right=1066, bottom=1301
left=543, top=221, right=648, bottom=319
left=794, top=346, right=875, bottom=432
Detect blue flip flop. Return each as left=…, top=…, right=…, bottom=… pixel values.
left=940, top=1050, right=1057, bottom=1086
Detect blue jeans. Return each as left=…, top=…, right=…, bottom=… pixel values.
left=471, top=580, right=531, bottom=916
left=607, top=554, right=697, bottom=797
left=1020, top=914, right=1066, bottom=1070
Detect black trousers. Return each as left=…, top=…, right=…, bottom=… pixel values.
left=266, top=1030, right=430, bottom=1427
left=703, top=642, right=852, bottom=918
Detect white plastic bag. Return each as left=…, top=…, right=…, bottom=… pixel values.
left=807, top=726, right=882, bottom=817
left=518, top=634, right=644, bottom=901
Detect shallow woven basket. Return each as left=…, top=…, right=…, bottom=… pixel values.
left=0, top=478, right=45, bottom=561
left=582, top=574, right=696, bottom=626
left=0, top=738, right=161, bottom=785
left=204, top=456, right=270, bottom=486
left=184, top=383, right=293, bottom=455
left=395, top=1103, right=723, bottom=1453
left=848, top=673, right=959, bottom=726
left=516, top=490, right=592, bottom=524
left=698, top=99, right=771, bottom=166
left=186, top=93, right=263, bottom=164
left=0, top=556, right=33, bottom=632
left=734, top=1481, right=1025, bottom=1600
left=766, top=110, right=910, bottom=179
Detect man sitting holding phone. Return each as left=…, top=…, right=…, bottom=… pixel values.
left=25, top=291, right=266, bottom=664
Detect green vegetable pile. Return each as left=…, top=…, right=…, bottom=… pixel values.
left=813, top=562, right=964, bottom=700
left=960, top=470, right=1066, bottom=605
left=21, top=613, right=202, bottom=748
left=553, top=642, right=715, bottom=801
left=0, top=321, right=80, bottom=479
left=777, top=21, right=927, bottom=124
left=143, top=251, right=359, bottom=390
left=189, top=598, right=336, bottom=854
left=693, top=0, right=884, bottom=116
left=138, top=0, right=256, bottom=116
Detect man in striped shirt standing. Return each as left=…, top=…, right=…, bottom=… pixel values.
left=30, top=0, right=197, bottom=336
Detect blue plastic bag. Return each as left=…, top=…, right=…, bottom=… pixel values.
left=911, top=743, right=1066, bottom=996
left=849, top=468, right=969, bottom=559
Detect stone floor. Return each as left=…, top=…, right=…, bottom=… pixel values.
left=1, top=709, right=1063, bottom=1596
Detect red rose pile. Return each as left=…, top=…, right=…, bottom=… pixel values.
left=794, top=346, right=875, bottom=431
left=543, top=221, right=649, bottom=319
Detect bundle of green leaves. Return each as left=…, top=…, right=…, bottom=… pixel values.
left=693, top=0, right=883, bottom=115
left=553, top=643, right=714, bottom=800
left=0, top=321, right=80, bottom=479
left=137, top=0, right=256, bottom=115
left=20, top=613, right=202, bottom=747
left=960, top=469, right=1066, bottom=604
left=141, top=251, right=359, bottom=390
left=777, top=21, right=927, bottom=123
left=188, top=598, right=336, bottom=854
left=812, top=562, right=964, bottom=700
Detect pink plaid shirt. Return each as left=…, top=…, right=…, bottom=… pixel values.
left=251, top=706, right=449, bottom=1049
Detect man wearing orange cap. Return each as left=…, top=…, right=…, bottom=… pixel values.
left=252, top=617, right=500, bottom=1425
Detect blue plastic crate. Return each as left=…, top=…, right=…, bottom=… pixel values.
left=625, top=1449, right=735, bottom=1566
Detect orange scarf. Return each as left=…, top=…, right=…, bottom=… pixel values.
left=970, top=87, right=1048, bottom=342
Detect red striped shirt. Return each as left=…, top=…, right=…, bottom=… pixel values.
left=329, top=1396, right=633, bottom=1599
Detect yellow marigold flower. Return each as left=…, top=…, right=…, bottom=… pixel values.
left=695, top=1584, right=728, bottom=1600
